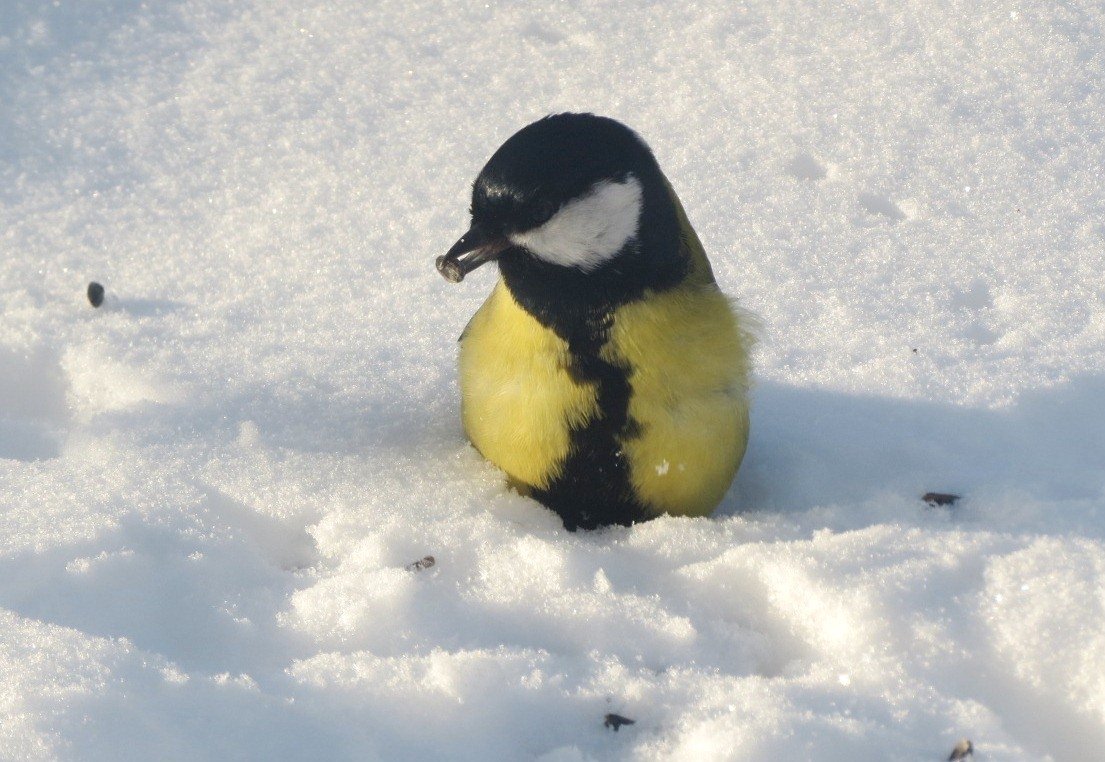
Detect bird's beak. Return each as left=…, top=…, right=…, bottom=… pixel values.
left=436, top=225, right=511, bottom=283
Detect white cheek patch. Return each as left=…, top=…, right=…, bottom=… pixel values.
left=510, top=175, right=643, bottom=271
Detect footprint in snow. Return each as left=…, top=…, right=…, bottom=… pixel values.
left=785, top=152, right=829, bottom=182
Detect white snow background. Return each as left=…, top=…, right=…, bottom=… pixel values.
left=2, top=1, right=1104, bottom=759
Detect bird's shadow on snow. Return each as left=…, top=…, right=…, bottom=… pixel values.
left=52, top=349, right=1105, bottom=543
left=723, top=375, right=1105, bottom=537
left=104, top=367, right=1105, bottom=540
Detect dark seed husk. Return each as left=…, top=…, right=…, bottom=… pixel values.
left=87, top=282, right=105, bottom=308
left=948, top=738, right=973, bottom=760
left=604, top=714, right=635, bottom=731
left=406, top=555, right=435, bottom=571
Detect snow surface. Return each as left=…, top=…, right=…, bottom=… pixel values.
left=2, top=0, right=1104, bottom=759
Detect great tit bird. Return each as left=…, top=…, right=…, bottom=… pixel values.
left=437, top=113, right=753, bottom=530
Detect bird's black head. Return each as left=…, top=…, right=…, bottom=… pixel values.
left=437, top=114, right=686, bottom=328
left=470, top=114, right=652, bottom=243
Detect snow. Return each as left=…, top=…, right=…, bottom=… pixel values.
left=1, top=0, right=1104, bottom=759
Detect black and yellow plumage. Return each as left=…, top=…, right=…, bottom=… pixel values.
left=437, top=114, right=753, bottom=530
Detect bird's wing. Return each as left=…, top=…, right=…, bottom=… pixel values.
left=662, top=176, right=717, bottom=287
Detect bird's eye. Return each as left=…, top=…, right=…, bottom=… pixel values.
left=532, top=199, right=559, bottom=226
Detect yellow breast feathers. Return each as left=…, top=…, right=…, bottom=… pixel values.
left=459, top=280, right=752, bottom=518
left=458, top=280, right=598, bottom=490
left=605, top=278, right=752, bottom=517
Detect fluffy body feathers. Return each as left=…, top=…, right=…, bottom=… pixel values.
left=439, top=114, right=753, bottom=529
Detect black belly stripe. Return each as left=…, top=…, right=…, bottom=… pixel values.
left=496, top=224, right=687, bottom=529
left=529, top=313, right=649, bottom=530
